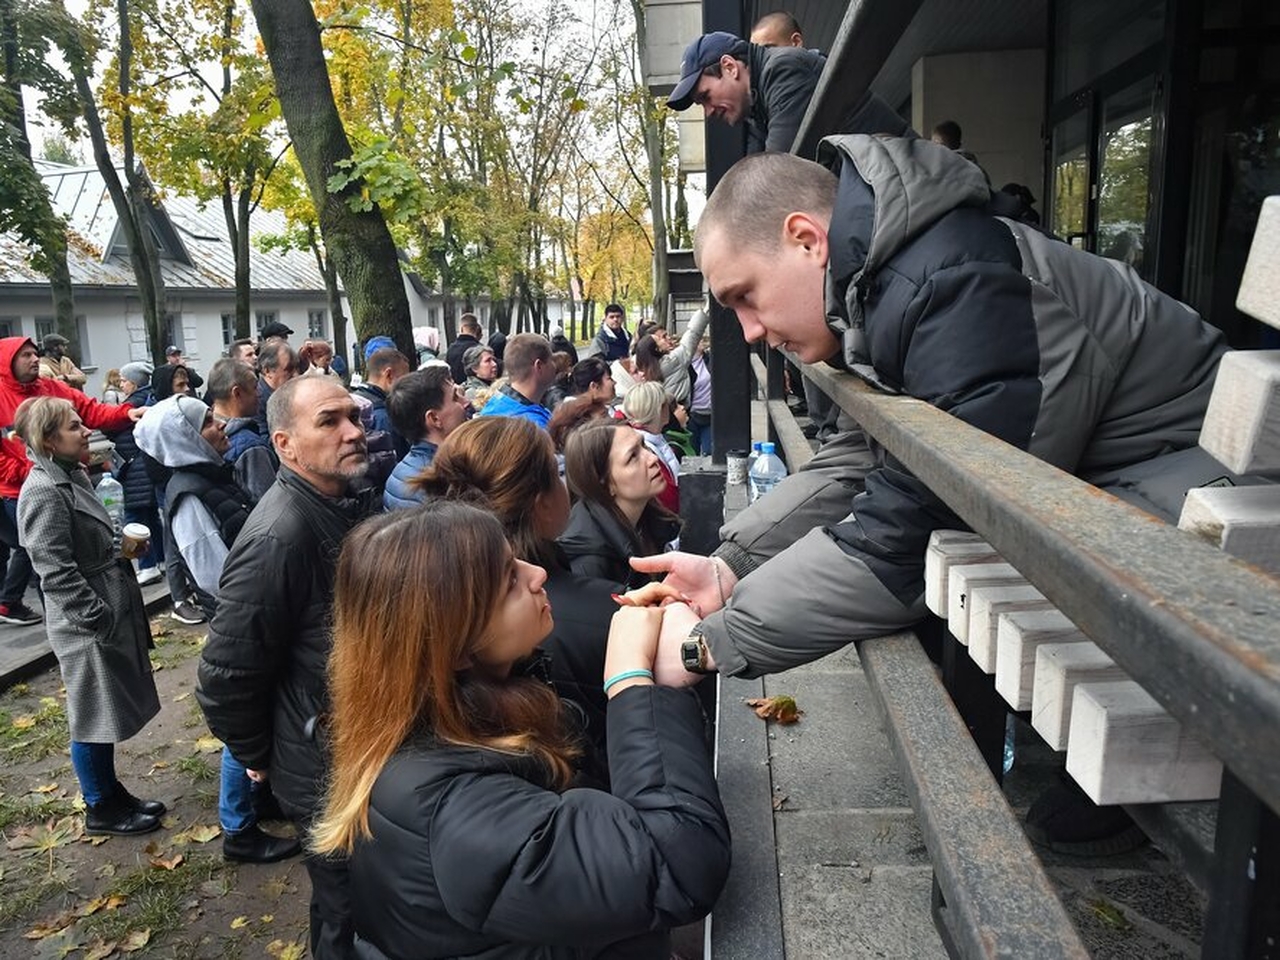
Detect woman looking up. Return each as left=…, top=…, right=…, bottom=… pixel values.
left=14, top=396, right=163, bottom=835
left=311, top=502, right=730, bottom=959
left=559, top=420, right=679, bottom=588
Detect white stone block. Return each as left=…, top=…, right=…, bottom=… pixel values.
left=994, top=609, right=1085, bottom=711
left=1179, top=485, right=1280, bottom=576
left=1199, top=350, right=1280, bottom=475
left=1031, top=641, right=1126, bottom=750
left=1065, top=681, right=1222, bottom=805
left=923, top=531, right=1000, bottom=617
left=966, top=584, right=1052, bottom=674
left=1237, top=195, right=1280, bottom=330
left=946, top=563, right=1023, bottom=644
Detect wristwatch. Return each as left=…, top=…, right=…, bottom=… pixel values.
left=681, top=624, right=714, bottom=675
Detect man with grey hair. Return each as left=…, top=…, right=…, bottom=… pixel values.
left=198, top=376, right=374, bottom=958
left=206, top=358, right=278, bottom=501
left=254, top=339, right=298, bottom=434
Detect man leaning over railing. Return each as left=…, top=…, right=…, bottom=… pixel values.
left=629, top=136, right=1236, bottom=854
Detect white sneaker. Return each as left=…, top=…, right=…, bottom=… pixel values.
left=136, top=567, right=163, bottom=586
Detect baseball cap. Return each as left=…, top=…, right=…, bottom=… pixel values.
left=667, top=32, right=747, bottom=111
left=363, top=336, right=396, bottom=361
left=165, top=344, right=181, bottom=356
left=260, top=320, right=294, bottom=339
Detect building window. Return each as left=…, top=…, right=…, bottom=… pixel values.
left=256, top=311, right=277, bottom=334
left=76, top=316, right=91, bottom=364
left=427, top=306, right=439, bottom=327
left=221, top=313, right=235, bottom=347
left=163, top=314, right=183, bottom=353
left=307, top=309, right=327, bottom=339
left=35, top=317, right=54, bottom=343
left=0, top=317, right=17, bottom=339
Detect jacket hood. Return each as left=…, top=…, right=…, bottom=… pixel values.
left=0, top=337, right=38, bottom=392
left=133, top=395, right=223, bottom=469
left=816, top=135, right=991, bottom=375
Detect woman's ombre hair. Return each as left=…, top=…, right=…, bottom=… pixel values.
left=310, top=501, right=577, bottom=856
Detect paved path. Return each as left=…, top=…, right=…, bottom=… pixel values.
left=0, top=579, right=179, bottom=689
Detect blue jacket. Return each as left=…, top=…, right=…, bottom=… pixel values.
left=383, top=441, right=438, bottom=511
left=478, top=388, right=551, bottom=429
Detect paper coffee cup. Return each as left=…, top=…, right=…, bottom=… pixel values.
left=726, top=449, right=749, bottom=485
left=121, top=523, right=151, bottom=560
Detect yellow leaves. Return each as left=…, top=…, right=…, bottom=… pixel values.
left=193, top=734, right=223, bottom=753
left=11, top=714, right=37, bottom=730
left=7, top=816, right=84, bottom=856
left=173, top=823, right=221, bottom=845
left=119, top=928, right=151, bottom=952
left=76, top=895, right=126, bottom=917
left=143, top=840, right=184, bottom=870
left=229, top=915, right=250, bottom=930
left=33, top=782, right=60, bottom=793
left=83, top=939, right=118, bottom=960
left=266, top=938, right=307, bottom=960
left=745, top=695, right=804, bottom=725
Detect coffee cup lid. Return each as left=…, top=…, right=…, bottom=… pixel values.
left=122, top=523, right=151, bottom=539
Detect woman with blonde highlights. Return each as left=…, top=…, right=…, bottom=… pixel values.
left=313, top=501, right=730, bottom=959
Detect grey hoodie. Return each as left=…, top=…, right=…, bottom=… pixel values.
left=133, top=397, right=231, bottom=597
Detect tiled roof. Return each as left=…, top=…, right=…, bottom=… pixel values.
left=7, top=162, right=328, bottom=294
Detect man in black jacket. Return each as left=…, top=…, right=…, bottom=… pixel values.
left=197, top=376, right=375, bottom=959
left=666, top=31, right=824, bottom=153
left=445, top=313, right=482, bottom=384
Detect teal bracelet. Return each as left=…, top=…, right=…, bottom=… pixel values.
left=603, top=669, right=654, bottom=694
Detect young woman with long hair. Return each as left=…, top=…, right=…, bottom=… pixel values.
left=413, top=416, right=621, bottom=756
left=311, top=502, right=729, bottom=959
left=559, top=420, right=680, bottom=588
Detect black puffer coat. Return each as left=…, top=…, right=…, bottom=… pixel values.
left=196, top=467, right=377, bottom=817
left=349, top=684, right=731, bottom=959
left=558, top=501, right=679, bottom=591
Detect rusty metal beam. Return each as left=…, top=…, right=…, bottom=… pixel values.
left=861, top=632, right=1090, bottom=959
left=801, top=359, right=1280, bottom=816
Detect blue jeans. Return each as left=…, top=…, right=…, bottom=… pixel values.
left=219, top=747, right=257, bottom=834
left=687, top=413, right=713, bottom=457
left=70, top=741, right=116, bottom=807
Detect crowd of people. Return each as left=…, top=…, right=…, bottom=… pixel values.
left=1, top=7, right=1245, bottom=955
left=2, top=306, right=732, bottom=958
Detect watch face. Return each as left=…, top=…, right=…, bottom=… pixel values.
left=681, top=639, right=702, bottom=671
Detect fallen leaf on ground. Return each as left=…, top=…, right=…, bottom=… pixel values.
left=147, top=761, right=170, bottom=775
left=1088, top=899, right=1132, bottom=931
left=772, top=794, right=789, bottom=811
left=745, top=695, right=804, bottom=724
left=7, top=816, right=85, bottom=854
left=260, top=914, right=274, bottom=924
left=230, top=916, right=250, bottom=930
left=150, top=623, right=172, bottom=638
left=82, top=938, right=118, bottom=960
left=178, top=824, right=221, bottom=844
left=24, top=912, right=76, bottom=939
left=82, top=835, right=109, bottom=846
left=148, top=851, right=184, bottom=870
left=172, top=691, right=191, bottom=702
left=11, top=714, right=36, bottom=729
left=119, top=929, right=151, bottom=952
left=32, top=783, right=60, bottom=794
left=193, top=735, right=223, bottom=753
left=266, top=938, right=307, bottom=960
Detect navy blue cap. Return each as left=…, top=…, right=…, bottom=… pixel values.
left=666, top=32, right=747, bottom=111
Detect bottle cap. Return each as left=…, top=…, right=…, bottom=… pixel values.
left=762, top=442, right=776, bottom=454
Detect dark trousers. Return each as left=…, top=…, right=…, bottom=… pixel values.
left=0, top=496, right=37, bottom=606
left=302, top=847, right=356, bottom=959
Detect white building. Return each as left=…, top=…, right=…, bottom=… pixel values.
left=1, top=162, right=577, bottom=389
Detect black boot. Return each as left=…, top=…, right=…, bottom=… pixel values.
left=223, top=824, right=302, bottom=864
left=86, top=793, right=161, bottom=836
left=115, top=782, right=167, bottom=817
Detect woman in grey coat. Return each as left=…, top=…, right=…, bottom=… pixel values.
left=14, top=396, right=164, bottom=835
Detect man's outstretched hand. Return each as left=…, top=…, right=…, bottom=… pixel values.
left=628, top=552, right=737, bottom=617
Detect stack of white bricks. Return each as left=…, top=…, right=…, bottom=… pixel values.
left=918, top=194, right=1280, bottom=807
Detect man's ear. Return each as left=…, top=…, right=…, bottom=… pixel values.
left=782, top=212, right=830, bottom=267
left=272, top=431, right=294, bottom=463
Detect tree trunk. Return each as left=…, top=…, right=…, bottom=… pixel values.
left=630, top=0, right=669, bottom=328
left=311, top=236, right=348, bottom=381
left=250, top=0, right=413, bottom=359
left=222, top=183, right=254, bottom=337
left=2, top=0, right=79, bottom=355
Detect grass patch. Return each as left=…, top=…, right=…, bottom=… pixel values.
left=0, top=858, right=78, bottom=931
left=0, top=790, right=79, bottom=830
left=149, top=628, right=206, bottom=672
left=0, top=697, right=70, bottom=763
left=175, top=754, right=218, bottom=784
left=183, top=697, right=207, bottom=730
left=78, top=853, right=225, bottom=944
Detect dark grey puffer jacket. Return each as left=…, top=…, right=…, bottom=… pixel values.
left=704, top=134, right=1227, bottom=679
left=348, top=685, right=731, bottom=959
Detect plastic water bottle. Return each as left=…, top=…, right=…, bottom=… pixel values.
left=96, top=471, right=125, bottom=544
left=748, top=442, right=787, bottom=502
left=745, top=442, right=763, bottom=500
